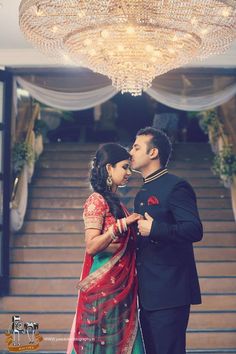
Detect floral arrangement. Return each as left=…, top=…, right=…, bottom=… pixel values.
left=212, top=145, right=236, bottom=187
left=12, top=141, right=35, bottom=175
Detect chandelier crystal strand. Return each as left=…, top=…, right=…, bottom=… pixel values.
left=19, top=0, right=236, bottom=96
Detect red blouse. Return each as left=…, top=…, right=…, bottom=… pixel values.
left=83, top=192, right=116, bottom=232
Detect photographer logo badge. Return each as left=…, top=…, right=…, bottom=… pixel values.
left=5, top=315, right=43, bottom=352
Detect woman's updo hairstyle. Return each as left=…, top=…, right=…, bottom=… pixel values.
left=90, top=143, right=130, bottom=219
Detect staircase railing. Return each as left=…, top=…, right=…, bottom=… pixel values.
left=219, top=98, right=236, bottom=221
left=10, top=103, right=43, bottom=232
left=220, top=98, right=236, bottom=152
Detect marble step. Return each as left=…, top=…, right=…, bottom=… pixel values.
left=1, top=312, right=236, bottom=331
left=12, top=232, right=236, bottom=248
left=1, top=294, right=236, bottom=313
left=28, top=197, right=232, bottom=210
left=10, top=246, right=236, bottom=262
left=29, top=186, right=231, bottom=198
left=25, top=207, right=235, bottom=221
left=32, top=176, right=223, bottom=188
left=19, top=220, right=236, bottom=233
left=37, top=168, right=217, bottom=178
left=8, top=276, right=236, bottom=295
left=38, top=159, right=213, bottom=169
left=9, top=261, right=236, bottom=278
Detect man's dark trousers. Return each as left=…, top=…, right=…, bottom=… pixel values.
left=140, top=305, right=190, bottom=354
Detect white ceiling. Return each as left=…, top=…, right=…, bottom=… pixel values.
left=0, top=0, right=236, bottom=68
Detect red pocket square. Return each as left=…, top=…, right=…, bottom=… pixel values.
left=148, top=196, right=159, bottom=205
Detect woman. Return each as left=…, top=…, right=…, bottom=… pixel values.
left=67, top=143, right=145, bottom=354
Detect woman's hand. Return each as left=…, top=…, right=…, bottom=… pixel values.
left=126, top=213, right=142, bottom=226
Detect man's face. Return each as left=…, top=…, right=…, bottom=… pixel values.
left=130, top=134, right=153, bottom=172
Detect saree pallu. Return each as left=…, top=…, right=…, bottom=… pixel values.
left=67, top=221, right=144, bottom=354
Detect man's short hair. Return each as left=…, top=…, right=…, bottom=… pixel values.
left=136, top=127, right=172, bottom=167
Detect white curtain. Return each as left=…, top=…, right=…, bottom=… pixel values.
left=16, top=74, right=117, bottom=111
left=147, top=76, right=236, bottom=111
left=16, top=70, right=236, bottom=112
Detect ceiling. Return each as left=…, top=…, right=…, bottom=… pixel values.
left=0, top=0, right=236, bottom=68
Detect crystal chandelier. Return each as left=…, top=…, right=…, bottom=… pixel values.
left=19, top=0, right=236, bottom=96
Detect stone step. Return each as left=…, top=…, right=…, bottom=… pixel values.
left=194, top=247, right=236, bottom=261
left=10, top=246, right=236, bottom=262
left=197, top=199, right=232, bottom=208
left=28, top=197, right=233, bottom=210
left=10, top=262, right=83, bottom=278
left=26, top=209, right=83, bottom=221
left=199, top=233, right=236, bottom=247
left=186, top=332, right=236, bottom=350
left=37, top=168, right=217, bottom=179
left=0, top=295, right=77, bottom=312
left=12, top=232, right=236, bottom=248
left=199, top=277, right=236, bottom=293
left=19, top=219, right=236, bottom=233
left=28, top=199, right=85, bottom=209
left=9, top=261, right=236, bottom=278
left=40, top=152, right=96, bottom=161
left=20, top=220, right=84, bottom=234
left=199, top=209, right=234, bottom=220
left=38, top=159, right=213, bottom=169
left=41, top=142, right=212, bottom=158
left=199, top=294, right=236, bottom=311
left=32, top=176, right=223, bottom=188
left=33, top=178, right=91, bottom=188
left=12, top=233, right=85, bottom=247
left=196, top=262, right=236, bottom=276
left=1, top=294, right=236, bottom=313
left=29, top=187, right=89, bottom=198
left=29, top=186, right=231, bottom=199
left=8, top=276, right=236, bottom=295
left=25, top=207, right=234, bottom=221
left=11, top=248, right=85, bottom=262
left=202, top=222, right=236, bottom=233
left=44, top=143, right=98, bottom=151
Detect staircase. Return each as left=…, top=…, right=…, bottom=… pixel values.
left=0, top=142, right=236, bottom=353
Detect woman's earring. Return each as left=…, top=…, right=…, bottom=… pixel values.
left=106, top=175, right=113, bottom=190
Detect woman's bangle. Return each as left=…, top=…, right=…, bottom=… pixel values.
left=109, top=218, right=128, bottom=242
left=108, top=225, right=119, bottom=241
left=117, top=218, right=128, bottom=234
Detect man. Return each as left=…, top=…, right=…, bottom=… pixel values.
left=130, top=127, right=203, bottom=354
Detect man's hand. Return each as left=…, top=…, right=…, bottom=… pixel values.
left=137, top=212, right=153, bottom=236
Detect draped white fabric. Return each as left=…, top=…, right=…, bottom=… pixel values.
left=15, top=70, right=236, bottom=111
left=16, top=75, right=117, bottom=111
left=146, top=81, right=236, bottom=111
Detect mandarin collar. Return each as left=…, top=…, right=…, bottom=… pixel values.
left=143, top=168, right=168, bottom=184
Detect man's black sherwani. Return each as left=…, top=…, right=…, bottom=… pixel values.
left=134, top=168, right=203, bottom=311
